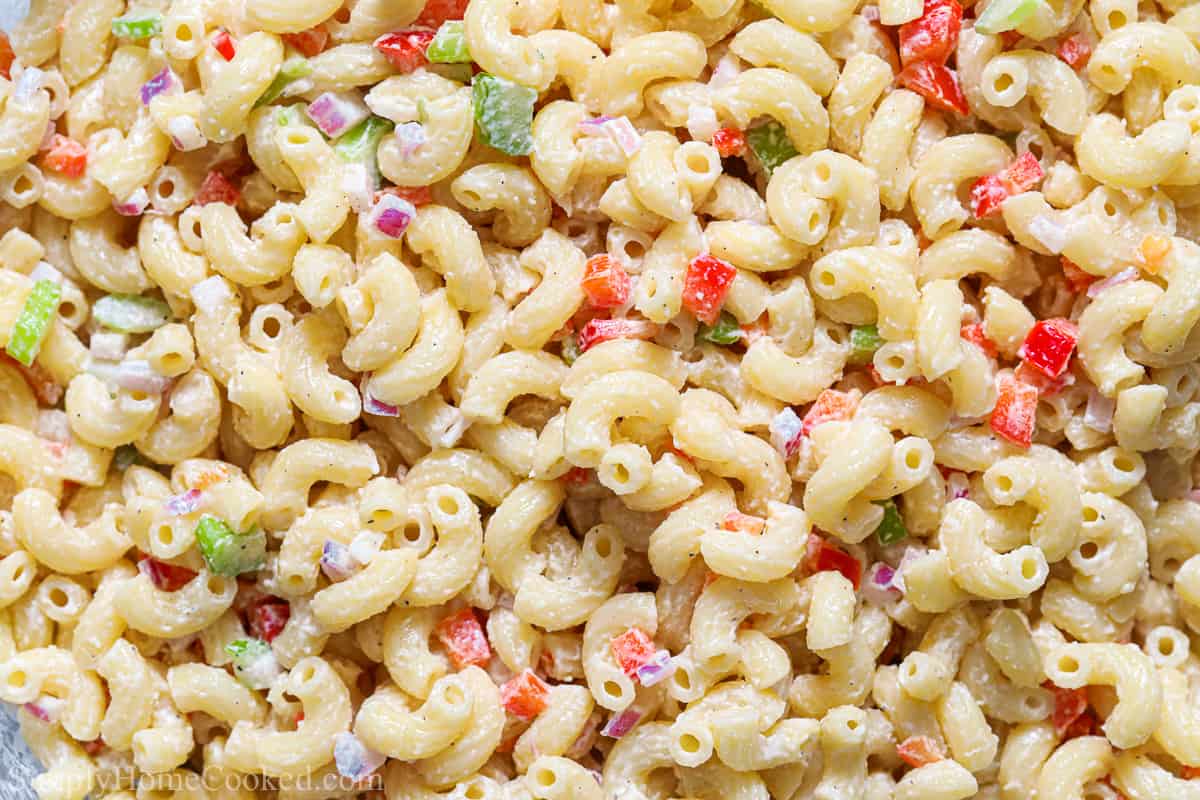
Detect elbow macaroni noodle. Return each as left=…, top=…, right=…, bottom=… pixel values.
left=2, top=0, right=1200, bottom=796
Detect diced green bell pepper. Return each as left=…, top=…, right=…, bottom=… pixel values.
left=698, top=311, right=742, bottom=345
left=196, top=516, right=267, bottom=577
left=472, top=73, right=536, bottom=156
left=746, top=121, right=797, bottom=177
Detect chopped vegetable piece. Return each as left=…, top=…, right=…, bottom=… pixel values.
left=427, top=20, right=471, bottom=62
left=113, top=187, right=150, bottom=217
left=635, top=650, right=676, bottom=686
left=92, top=294, right=172, bottom=333
left=140, top=67, right=181, bottom=105
left=333, top=732, right=386, bottom=780
left=897, top=735, right=945, bottom=767
left=769, top=407, right=805, bottom=458
left=849, top=324, right=883, bottom=364
left=282, top=27, right=330, bottom=57
left=138, top=557, right=196, bottom=591
left=195, top=516, right=267, bottom=577
left=435, top=608, right=491, bottom=668
left=114, top=444, right=146, bottom=471
left=711, top=127, right=746, bottom=157
left=195, top=170, right=240, bottom=206
left=682, top=254, right=737, bottom=325
left=248, top=598, right=290, bottom=643
left=610, top=628, right=656, bottom=677
left=974, top=0, right=1040, bottom=34
left=111, top=11, right=162, bottom=39
left=368, top=193, right=416, bottom=238
left=899, top=0, right=962, bottom=66
left=802, top=388, right=861, bottom=435
left=1014, top=360, right=1073, bottom=396
left=472, top=73, right=537, bottom=156
left=375, top=29, right=436, bottom=73
left=561, top=334, right=580, bottom=365
left=1140, top=234, right=1172, bottom=272
left=212, top=31, right=236, bottom=61
left=897, top=61, right=968, bottom=115
left=40, top=135, right=87, bottom=178
left=225, top=638, right=281, bottom=690
left=1046, top=682, right=1089, bottom=736
left=969, top=151, right=1044, bottom=218
left=334, top=116, right=395, bottom=188
left=563, top=466, right=591, bottom=485
left=720, top=511, right=766, bottom=536
left=577, top=318, right=658, bottom=352
left=874, top=499, right=908, bottom=545
left=602, top=710, right=641, bottom=738
left=6, top=280, right=61, bottom=367
left=806, top=534, right=862, bottom=589
left=698, top=311, right=742, bottom=345
left=991, top=373, right=1039, bottom=448
left=416, top=0, right=470, bottom=27
left=1060, top=256, right=1096, bottom=293
left=500, top=669, right=551, bottom=720
left=164, top=489, right=202, bottom=516
left=378, top=184, right=433, bottom=207
left=960, top=322, right=998, bottom=358
left=254, top=58, right=313, bottom=108
left=1182, top=766, right=1200, bottom=780
left=746, top=121, right=797, bottom=176
left=1056, top=33, right=1092, bottom=69
left=1018, top=318, right=1078, bottom=378
left=0, top=32, right=13, bottom=80
left=582, top=254, right=632, bottom=309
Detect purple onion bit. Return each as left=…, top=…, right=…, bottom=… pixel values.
left=141, top=67, right=181, bottom=106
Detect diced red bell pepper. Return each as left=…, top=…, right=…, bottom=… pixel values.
left=0, top=33, right=14, bottom=81
left=1018, top=318, right=1078, bottom=379
left=563, top=466, right=592, bottom=485
left=720, top=511, right=766, bottom=536
left=415, top=0, right=470, bottom=27
left=1056, top=33, right=1092, bottom=69
left=499, top=669, right=551, bottom=720
left=805, top=534, right=862, bottom=589
left=897, top=61, right=968, bottom=115
left=741, top=317, right=768, bottom=345
left=960, top=323, right=998, bottom=358
left=802, top=389, right=860, bottom=436
left=999, top=30, right=1024, bottom=48
left=969, top=151, right=1044, bottom=218
left=377, top=185, right=433, bottom=207
left=1061, top=256, right=1096, bottom=293
left=212, top=30, right=236, bottom=61
left=435, top=608, right=491, bottom=669
left=81, top=739, right=105, bottom=756
left=899, top=0, right=962, bottom=66
left=610, top=628, right=656, bottom=677
left=897, top=735, right=945, bottom=767
left=139, top=558, right=197, bottom=592
left=40, top=135, right=87, bottom=179
left=581, top=254, right=632, bottom=309
left=282, top=27, right=330, bottom=57
left=248, top=598, right=291, bottom=643
left=1014, top=361, right=1073, bottom=396
left=682, top=254, right=737, bottom=325
left=1045, top=682, right=1089, bottom=736
left=990, top=373, right=1039, bottom=448
left=375, top=29, right=436, bottom=74
left=1182, top=766, right=1200, bottom=779
left=711, top=127, right=747, bottom=158
left=195, top=170, right=241, bottom=206
left=577, top=318, right=658, bottom=352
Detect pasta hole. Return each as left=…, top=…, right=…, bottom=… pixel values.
left=816, top=270, right=836, bottom=288
left=845, top=717, right=859, bottom=731
left=158, top=179, right=175, bottom=199
left=1102, top=201, right=1118, bottom=218
left=160, top=353, right=185, bottom=372
left=1113, top=455, right=1135, bottom=472
left=1057, top=655, right=1080, bottom=673
left=613, top=464, right=630, bottom=483
left=176, top=25, right=194, bottom=42
left=296, top=664, right=317, bottom=684
left=12, top=175, right=31, bottom=194
left=1082, top=505, right=1099, bottom=523
left=463, top=783, right=485, bottom=800
left=130, top=391, right=149, bottom=402
left=206, top=576, right=225, bottom=594
left=441, top=683, right=467, bottom=706
left=603, top=680, right=623, bottom=699
left=673, top=668, right=692, bottom=690
left=594, top=535, right=613, bottom=559
left=370, top=509, right=395, bottom=528
left=995, top=474, right=1014, bottom=492
left=6, top=670, right=25, bottom=689
left=436, top=493, right=460, bottom=516
left=535, top=769, right=557, bottom=788
left=904, top=449, right=922, bottom=469
left=11, top=564, right=26, bottom=582
left=993, top=73, right=1014, bottom=93
left=1158, top=637, right=1175, bottom=655
left=333, top=4, right=351, bottom=22
left=1020, top=558, right=1039, bottom=580
left=460, top=189, right=483, bottom=205
left=623, top=240, right=645, bottom=260
left=59, top=302, right=75, bottom=319
left=814, top=162, right=832, bottom=182
left=685, top=153, right=710, bottom=173
left=156, top=525, right=174, bottom=546
left=887, top=355, right=905, bottom=370
left=285, top=574, right=305, bottom=591
left=48, top=588, right=68, bottom=607
left=679, top=733, right=702, bottom=753
left=1078, top=541, right=1099, bottom=560
left=1107, top=10, right=1126, bottom=28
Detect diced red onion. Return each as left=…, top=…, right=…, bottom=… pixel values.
left=35, top=410, right=71, bottom=444
left=577, top=115, right=616, bottom=136
left=306, top=92, right=370, bottom=139
left=393, top=121, right=425, bottom=158
left=141, top=67, right=181, bottom=106
left=167, top=115, right=207, bottom=151
left=601, top=117, right=641, bottom=157
left=686, top=105, right=719, bottom=142
left=944, top=470, right=970, bottom=502
left=342, top=163, right=375, bottom=214
left=348, top=531, right=385, bottom=565
left=164, top=488, right=202, bottom=516
left=1086, top=267, right=1139, bottom=298
left=320, top=540, right=358, bottom=581
left=90, top=331, right=129, bottom=361
left=369, top=193, right=416, bottom=238
left=861, top=562, right=901, bottom=606
left=769, top=408, right=804, bottom=458
left=601, top=709, right=642, bottom=738
left=89, top=359, right=172, bottom=393
left=1028, top=215, right=1068, bottom=253
left=333, top=732, right=386, bottom=780
left=191, top=276, right=233, bottom=314
left=1084, top=389, right=1115, bottom=432
left=709, top=54, right=741, bottom=88
left=1189, top=489, right=1200, bottom=505
left=362, top=390, right=400, bottom=417
left=113, top=186, right=150, bottom=216
left=13, top=66, right=44, bottom=104
left=29, top=261, right=63, bottom=285
left=23, top=698, right=64, bottom=723
left=635, top=650, right=675, bottom=687
left=38, top=120, right=55, bottom=150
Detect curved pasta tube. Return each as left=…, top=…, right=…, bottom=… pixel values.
left=452, top=164, right=552, bottom=248
left=403, top=485, right=484, bottom=606
left=337, top=254, right=421, bottom=372
left=168, top=663, right=268, bottom=726
left=378, top=87, right=473, bottom=187
left=1076, top=114, right=1191, bottom=189
left=809, top=246, right=919, bottom=340
left=225, top=657, right=353, bottom=778
left=514, top=523, right=625, bottom=630
left=274, top=125, right=349, bottom=244
left=64, top=373, right=160, bottom=449
left=583, top=593, right=657, bottom=710
left=649, top=476, right=736, bottom=583
left=198, top=32, right=284, bottom=143
left=1153, top=668, right=1200, bottom=767
left=1077, top=280, right=1162, bottom=396
left=917, top=229, right=1017, bottom=284
left=68, top=211, right=151, bottom=293
left=729, top=19, right=838, bottom=96
left=982, top=447, right=1081, bottom=562
left=137, top=215, right=210, bottom=303
left=114, top=569, right=236, bottom=638
left=260, top=439, right=380, bottom=530
left=506, top=230, right=587, bottom=348
left=692, top=577, right=797, bottom=671
left=861, top=89, right=925, bottom=211
left=1068, top=492, right=1146, bottom=601
left=461, top=350, right=567, bottom=425
left=1111, top=750, right=1200, bottom=800
left=13, top=489, right=129, bottom=574
left=0, top=78, right=51, bottom=173
left=88, top=111, right=170, bottom=200
left=597, top=32, right=707, bottom=117
left=562, top=339, right=687, bottom=399
left=484, top=479, right=564, bottom=591
left=415, top=666, right=504, bottom=788
left=0, top=646, right=105, bottom=741
left=602, top=723, right=676, bottom=800
left=530, top=100, right=590, bottom=199
left=311, top=549, right=418, bottom=633
left=979, top=50, right=1087, bottom=135
left=404, top=205, right=495, bottom=314
left=713, top=68, right=829, bottom=156
left=367, top=289, right=466, bottom=408
left=382, top=607, right=448, bottom=699
left=404, top=448, right=516, bottom=508
left=1044, top=643, right=1162, bottom=748
left=0, top=361, right=36, bottom=428
left=1142, top=237, right=1200, bottom=354
left=135, top=368, right=221, bottom=464
left=740, top=323, right=849, bottom=405
left=355, top=676, right=473, bottom=760
left=279, top=309, right=360, bottom=425
left=514, top=684, right=594, bottom=771
left=802, top=420, right=892, bottom=542
left=766, top=150, right=879, bottom=252
left=564, top=369, right=679, bottom=468
left=465, top=0, right=554, bottom=89
left=701, top=501, right=809, bottom=582
left=941, top=498, right=1049, bottom=599
left=246, top=0, right=342, bottom=33
left=200, top=201, right=306, bottom=287
left=788, top=605, right=891, bottom=715
left=1088, top=22, right=1200, bottom=95
left=910, top=134, right=1012, bottom=240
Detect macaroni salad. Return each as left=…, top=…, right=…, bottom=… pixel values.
left=0, top=0, right=1199, bottom=797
